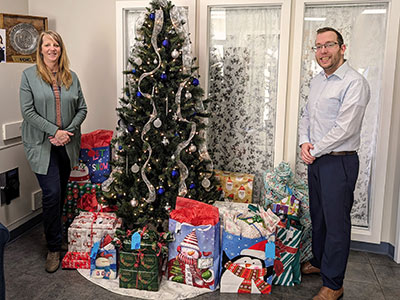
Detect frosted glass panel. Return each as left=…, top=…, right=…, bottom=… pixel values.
left=295, top=3, right=388, bottom=227
left=207, top=6, right=281, bottom=202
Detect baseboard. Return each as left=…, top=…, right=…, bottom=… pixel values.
left=351, top=240, right=395, bottom=260
left=9, top=213, right=42, bottom=242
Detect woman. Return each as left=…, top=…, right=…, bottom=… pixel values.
left=20, top=30, right=87, bottom=273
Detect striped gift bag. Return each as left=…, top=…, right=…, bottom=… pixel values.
left=272, top=217, right=303, bottom=286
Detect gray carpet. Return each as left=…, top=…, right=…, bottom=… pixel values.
left=4, top=223, right=400, bottom=299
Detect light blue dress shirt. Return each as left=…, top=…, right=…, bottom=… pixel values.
left=298, top=61, right=370, bottom=158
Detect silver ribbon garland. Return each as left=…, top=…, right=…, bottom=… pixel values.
left=140, top=88, right=157, bottom=203
left=174, top=80, right=197, bottom=196
left=137, top=8, right=164, bottom=203
left=170, top=6, right=191, bottom=74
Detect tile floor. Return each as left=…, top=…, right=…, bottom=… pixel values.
left=4, top=223, right=400, bottom=300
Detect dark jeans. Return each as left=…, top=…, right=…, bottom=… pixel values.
left=35, top=146, right=71, bottom=252
left=0, top=223, right=10, bottom=300
left=308, top=153, right=359, bottom=290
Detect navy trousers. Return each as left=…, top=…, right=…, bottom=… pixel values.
left=308, top=153, right=359, bottom=290
left=35, top=146, right=71, bottom=252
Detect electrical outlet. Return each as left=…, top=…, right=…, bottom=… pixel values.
left=31, top=190, right=42, bottom=210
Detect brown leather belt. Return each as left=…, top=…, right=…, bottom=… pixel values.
left=329, top=151, right=357, bottom=156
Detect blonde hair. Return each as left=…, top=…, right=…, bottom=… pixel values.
left=36, top=30, right=72, bottom=89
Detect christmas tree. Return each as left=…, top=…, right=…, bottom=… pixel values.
left=103, top=0, right=220, bottom=231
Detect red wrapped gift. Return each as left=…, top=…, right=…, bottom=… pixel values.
left=62, top=252, right=90, bottom=269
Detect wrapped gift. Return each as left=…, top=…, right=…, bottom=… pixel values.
left=62, top=181, right=103, bottom=236
left=119, top=268, right=162, bottom=291
left=219, top=204, right=279, bottom=294
left=80, top=129, right=113, bottom=183
left=262, top=161, right=312, bottom=263
left=271, top=195, right=301, bottom=217
left=167, top=197, right=220, bottom=290
left=61, top=252, right=90, bottom=269
left=114, top=227, right=171, bottom=291
left=68, top=212, right=121, bottom=253
left=90, top=235, right=117, bottom=280
left=272, top=216, right=303, bottom=286
left=220, top=232, right=275, bottom=294
left=214, top=170, right=254, bottom=203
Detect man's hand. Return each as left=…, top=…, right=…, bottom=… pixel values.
left=49, top=130, right=74, bottom=146
left=301, top=143, right=316, bottom=165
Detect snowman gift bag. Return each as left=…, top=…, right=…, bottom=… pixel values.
left=90, top=235, right=117, bottom=280
left=220, top=206, right=280, bottom=294
left=167, top=197, right=220, bottom=290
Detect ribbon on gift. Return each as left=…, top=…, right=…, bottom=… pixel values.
left=86, top=212, right=119, bottom=250
left=77, top=193, right=99, bottom=212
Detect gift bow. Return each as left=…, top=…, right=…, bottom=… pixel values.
left=77, top=193, right=98, bottom=212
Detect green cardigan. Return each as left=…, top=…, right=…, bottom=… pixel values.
left=20, top=65, right=87, bottom=175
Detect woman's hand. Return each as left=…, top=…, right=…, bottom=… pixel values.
left=49, top=130, right=74, bottom=146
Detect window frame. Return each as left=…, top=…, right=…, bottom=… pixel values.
left=197, top=0, right=292, bottom=166
left=287, top=0, right=400, bottom=243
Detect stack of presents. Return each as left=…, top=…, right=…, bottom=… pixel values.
left=61, top=130, right=312, bottom=295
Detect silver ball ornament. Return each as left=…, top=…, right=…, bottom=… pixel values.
left=131, top=163, right=140, bottom=173
left=153, top=118, right=162, bottom=128
left=171, top=49, right=179, bottom=58
left=134, top=57, right=142, bottom=66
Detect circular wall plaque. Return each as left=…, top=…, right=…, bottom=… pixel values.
left=9, top=23, right=39, bottom=55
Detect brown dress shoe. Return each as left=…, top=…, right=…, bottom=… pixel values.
left=301, top=261, right=320, bottom=274
left=45, top=251, right=60, bottom=273
left=313, top=286, right=344, bottom=300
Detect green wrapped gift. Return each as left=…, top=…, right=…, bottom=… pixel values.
left=119, top=251, right=160, bottom=272
left=113, top=227, right=172, bottom=255
left=119, top=252, right=163, bottom=291
left=119, top=268, right=161, bottom=291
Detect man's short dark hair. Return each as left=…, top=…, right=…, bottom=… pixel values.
left=317, top=27, right=344, bottom=46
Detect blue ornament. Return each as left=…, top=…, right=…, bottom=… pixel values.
left=118, top=145, right=123, bottom=150
left=149, top=13, right=155, bottom=20
left=127, top=124, right=134, bottom=132
left=136, top=91, right=142, bottom=97
left=171, top=170, right=179, bottom=177
left=131, top=68, right=136, bottom=74
left=192, top=78, right=199, bottom=86
left=160, top=73, right=167, bottom=80
left=126, top=91, right=130, bottom=97
left=157, top=187, right=165, bottom=195
left=174, top=132, right=179, bottom=137
left=189, top=183, right=196, bottom=189
left=162, top=39, right=169, bottom=47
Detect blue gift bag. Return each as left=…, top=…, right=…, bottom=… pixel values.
left=220, top=230, right=275, bottom=294
left=79, top=130, right=113, bottom=183
left=167, top=219, right=220, bottom=290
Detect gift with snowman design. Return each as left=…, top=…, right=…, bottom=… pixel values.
left=219, top=204, right=280, bottom=294
left=167, top=197, right=220, bottom=290
left=90, top=235, right=117, bottom=280
left=214, top=170, right=254, bottom=203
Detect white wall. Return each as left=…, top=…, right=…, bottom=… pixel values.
left=28, top=0, right=118, bottom=133
left=1, top=0, right=400, bottom=248
left=0, top=0, right=118, bottom=230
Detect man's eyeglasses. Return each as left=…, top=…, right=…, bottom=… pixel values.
left=311, top=42, right=339, bottom=52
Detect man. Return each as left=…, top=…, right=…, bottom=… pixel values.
left=298, top=27, right=370, bottom=300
